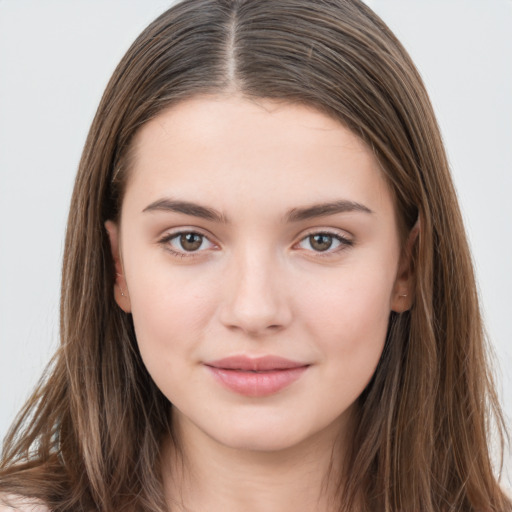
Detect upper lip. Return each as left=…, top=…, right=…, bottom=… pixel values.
left=205, top=355, right=309, bottom=371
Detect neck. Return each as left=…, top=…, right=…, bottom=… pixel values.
left=162, top=411, right=354, bottom=512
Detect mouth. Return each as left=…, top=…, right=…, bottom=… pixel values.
left=204, top=355, right=310, bottom=397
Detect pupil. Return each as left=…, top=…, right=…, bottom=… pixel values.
left=180, top=233, right=202, bottom=251
left=310, top=234, right=332, bottom=251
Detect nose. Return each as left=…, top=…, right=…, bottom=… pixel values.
left=219, top=248, right=292, bottom=336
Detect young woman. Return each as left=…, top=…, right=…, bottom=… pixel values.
left=1, top=0, right=510, bottom=510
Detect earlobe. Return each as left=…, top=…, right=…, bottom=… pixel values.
left=391, top=218, right=420, bottom=313
left=105, top=220, right=131, bottom=313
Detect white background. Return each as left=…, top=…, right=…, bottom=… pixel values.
left=1, top=0, right=511, bottom=481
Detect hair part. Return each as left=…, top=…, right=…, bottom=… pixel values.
left=1, top=1, right=510, bottom=511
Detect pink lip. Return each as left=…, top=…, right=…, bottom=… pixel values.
left=204, top=356, right=309, bottom=397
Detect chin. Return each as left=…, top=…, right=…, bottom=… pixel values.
left=216, top=427, right=308, bottom=453
left=200, top=410, right=347, bottom=455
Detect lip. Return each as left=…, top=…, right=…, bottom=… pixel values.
left=204, top=355, right=310, bottom=397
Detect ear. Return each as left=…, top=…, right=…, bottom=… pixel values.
left=390, top=218, right=420, bottom=313
left=105, top=220, right=131, bottom=313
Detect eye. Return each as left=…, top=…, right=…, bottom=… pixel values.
left=296, top=232, right=352, bottom=253
left=159, top=231, right=216, bottom=255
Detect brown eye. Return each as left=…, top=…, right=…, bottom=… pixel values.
left=179, top=233, right=204, bottom=251
left=309, top=234, right=334, bottom=252
left=160, top=230, right=216, bottom=258
left=296, top=232, right=352, bottom=254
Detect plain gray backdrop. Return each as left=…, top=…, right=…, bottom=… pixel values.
left=1, top=0, right=511, bottom=481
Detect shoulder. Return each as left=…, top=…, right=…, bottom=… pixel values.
left=0, top=494, right=50, bottom=512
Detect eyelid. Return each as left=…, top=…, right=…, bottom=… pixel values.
left=157, top=228, right=219, bottom=257
left=293, top=228, right=354, bottom=254
left=156, top=226, right=353, bottom=259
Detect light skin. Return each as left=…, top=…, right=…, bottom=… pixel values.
left=106, top=95, right=415, bottom=512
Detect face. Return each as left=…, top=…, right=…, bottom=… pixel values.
left=106, top=96, right=413, bottom=453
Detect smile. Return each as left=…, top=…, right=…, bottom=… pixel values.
left=204, top=356, right=310, bottom=397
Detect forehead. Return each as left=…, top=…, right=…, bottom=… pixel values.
left=131, top=95, right=370, bottom=163
left=122, top=95, right=394, bottom=220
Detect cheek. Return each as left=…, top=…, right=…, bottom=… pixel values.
left=298, top=260, right=395, bottom=382
left=303, top=259, right=394, bottom=334
left=126, top=262, right=219, bottom=377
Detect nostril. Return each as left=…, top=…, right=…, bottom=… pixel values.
left=218, top=262, right=293, bottom=334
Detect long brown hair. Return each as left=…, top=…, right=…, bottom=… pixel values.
left=1, top=1, right=510, bottom=510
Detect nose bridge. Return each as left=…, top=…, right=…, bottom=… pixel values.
left=220, top=241, right=291, bottom=335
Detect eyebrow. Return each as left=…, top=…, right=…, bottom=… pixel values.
left=286, top=200, right=373, bottom=222
left=142, top=198, right=373, bottom=223
left=143, top=198, right=228, bottom=223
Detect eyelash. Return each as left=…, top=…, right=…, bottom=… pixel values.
left=157, top=229, right=353, bottom=259
left=158, top=230, right=216, bottom=259
left=295, top=231, right=353, bottom=255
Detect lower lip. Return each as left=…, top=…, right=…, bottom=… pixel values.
left=206, top=366, right=308, bottom=397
